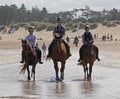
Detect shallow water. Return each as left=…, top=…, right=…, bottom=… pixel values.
left=0, top=52, right=120, bottom=99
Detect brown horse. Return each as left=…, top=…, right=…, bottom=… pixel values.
left=79, top=44, right=96, bottom=81
left=20, top=39, right=38, bottom=80
left=48, top=39, right=69, bottom=82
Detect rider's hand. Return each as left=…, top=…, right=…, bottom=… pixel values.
left=88, top=40, right=93, bottom=43
left=54, top=33, right=60, bottom=37
left=85, top=42, right=88, bottom=44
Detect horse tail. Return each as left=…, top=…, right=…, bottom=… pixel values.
left=20, top=64, right=27, bottom=74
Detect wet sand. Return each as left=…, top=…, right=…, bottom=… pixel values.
left=0, top=51, right=120, bottom=99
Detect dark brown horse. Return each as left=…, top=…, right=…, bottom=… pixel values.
left=48, top=39, right=69, bottom=82
left=20, top=39, right=38, bottom=80
left=79, top=44, right=96, bottom=81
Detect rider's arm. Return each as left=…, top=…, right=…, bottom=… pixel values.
left=53, top=27, right=59, bottom=38
left=82, top=36, right=86, bottom=44
left=53, top=33, right=60, bottom=38
left=61, top=26, right=66, bottom=39
left=82, top=34, right=86, bottom=44
left=91, top=36, right=94, bottom=43
left=91, top=33, right=94, bottom=43
left=34, top=35, right=38, bottom=47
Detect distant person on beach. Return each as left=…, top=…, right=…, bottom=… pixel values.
left=66, top=36, right=70, bottom=43
left=73, top=36, right=79, bottom=46
left=94, top=34, right=97, bottom=39
left=110, top=34, right=113, bottom=40
left=102, top=35, right=106, bottom=41
left=42, top=43, right=47, bottom=57
left=107, top=34, right=110, bottom=40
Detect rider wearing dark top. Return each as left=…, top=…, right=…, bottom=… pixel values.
left=78, top=25, right=100, bottom=63
left=47, top=17, right=71, bottom=58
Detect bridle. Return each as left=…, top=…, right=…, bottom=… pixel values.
left=22, top=42, right=33, bottom=54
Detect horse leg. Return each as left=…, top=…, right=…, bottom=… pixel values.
left=53, top=61, right=59, bottom=81
left=32, top=64, right=36, bottom=80
left=60, top=61, right=66, bottom=82
left=83, top=65, right=86, bottom=80
left=27, top=65, right=30, bottom=80
left=86, top=65, right=89, bottom=78
left=88, top=63, right=93, bottom=80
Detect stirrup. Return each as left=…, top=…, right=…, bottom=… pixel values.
left=97, top=58, right=100, bottom=61
left=77, top=60, right=83, bottom=65
left=39, top=61, right=43, bottom=64
left=78, top=58, right=81, bottom=62
left=68, top=53, right=72, bottom=57
left=20, top=60, right=24, bottom=63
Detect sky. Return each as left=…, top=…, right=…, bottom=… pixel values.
left=0, top=0, right=120, bottom=13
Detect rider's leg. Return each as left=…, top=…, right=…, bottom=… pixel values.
left=20, top=50, right=24, bottom=63
left=62, top=40, right=71, bottom=56
left=36, top=48, right=43, bottom=64
left=78, top=45, right=84, bottom=62
left=94, top=45, right=100, bottom=61
left=47, top=40, right=55, bottom=58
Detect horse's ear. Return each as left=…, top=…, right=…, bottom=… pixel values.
left=25, top=39, right=29, bottom=43
left=21, top=39, right=23, bottom=42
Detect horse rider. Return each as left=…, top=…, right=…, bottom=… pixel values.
left=66, top=36, right=70, bottom=43
left=47, top=17, right=71, bottom=58
left=74, top=36, right=79, bottom=43
left=42, top=43, right=47, bottom=56
left=78, top=25, right=100, bottom=63
left=20, top=27, right=43, bottom=64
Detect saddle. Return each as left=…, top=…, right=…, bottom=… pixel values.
left=53, top=38, right=63, bottom=45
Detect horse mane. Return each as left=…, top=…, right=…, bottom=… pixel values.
left=26, top=40, right=34, bottom=52
left=22, top=39, right=35, bottom=54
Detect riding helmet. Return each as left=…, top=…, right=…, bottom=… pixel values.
left=57, top=17, right=63, bottom=22
left=28, top=26, right=34, bottom=30
left=85, top=25, right=90, bottom=30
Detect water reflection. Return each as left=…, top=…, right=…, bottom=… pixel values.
left=21, top=81, right=39, bottom=95
left=80, top=81, right=98, bottom=96
left=55, top=83, right=66, bottom=94
left=47, top=82, right=69, bottom=98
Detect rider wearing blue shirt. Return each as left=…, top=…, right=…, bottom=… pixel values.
left=26, top=34, right=37, bottom=47
left=78, top=25, right=100, bottom=63
left=47, top=17, right=71, bottom=58
left=20, top=27, right=43, bottom=64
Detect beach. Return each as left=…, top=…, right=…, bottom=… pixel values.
left=0, top=25, right=120, bottom=99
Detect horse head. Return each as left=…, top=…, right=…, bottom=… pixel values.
left=50, top=38, right=69, bottom=61
left=21, top=39, right=33, bottom=52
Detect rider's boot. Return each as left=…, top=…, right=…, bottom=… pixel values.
left=20, top=51, right=24, bottom=63
left=39, top=58, right=43, bottom=64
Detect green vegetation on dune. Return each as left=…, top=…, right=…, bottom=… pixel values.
left=0, top=4, right=120, bottom=32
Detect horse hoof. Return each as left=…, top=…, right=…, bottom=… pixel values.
left=59, top=78, right=63, bottom=82
left=56, top=77, right=60, bottom=81
left=28, top=79, right=31, bottom=81
left=87, top=77, right=92, bottom=81
left=27, top=77, right=31, bottom=81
